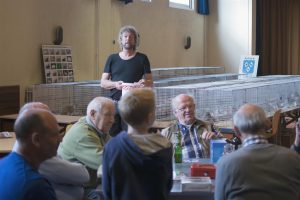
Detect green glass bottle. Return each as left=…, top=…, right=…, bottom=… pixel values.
left=174, top=132, right=182, bottom=163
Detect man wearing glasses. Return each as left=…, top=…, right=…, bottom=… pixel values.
left=161, top=94, right=220, bottom=160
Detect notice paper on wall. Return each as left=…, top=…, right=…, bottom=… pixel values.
left=239, top=55, right=259, bottom=79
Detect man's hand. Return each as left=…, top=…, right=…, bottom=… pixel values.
left=115, top=81, right=124, bottom=90
left=121, top=83, right=137, bottom=91
left=133, top=79, right=145, bottom=88
left=201, top=130, right=216, bottom=140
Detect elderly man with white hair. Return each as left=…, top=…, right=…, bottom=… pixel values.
left=161, top=94, right=219, bottom=160
left=215, top=103, right=300, bottom=200
left=58, top=97, right=115, bottom=190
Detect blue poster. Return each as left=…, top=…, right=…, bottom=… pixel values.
left=242, top=59, right=255, bottom=73
left=239, top=55, right=259, bottom=78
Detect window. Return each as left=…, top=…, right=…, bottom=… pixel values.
left=169, top=0, right=194, bottom=10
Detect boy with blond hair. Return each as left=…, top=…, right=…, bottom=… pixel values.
left=102, top=88, right=173, bottom=200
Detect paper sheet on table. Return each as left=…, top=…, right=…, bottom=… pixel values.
left=0, top=132, right=13, bottom=138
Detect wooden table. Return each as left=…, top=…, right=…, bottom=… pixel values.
left=95, top=159, right=214, bottom=200
left=0, top=113, right=173, bottom=134
left=169, top=159, right=214, bottom=200
left=150, top=120, right=173, bottom=133
left=0, top=132, right=16, bottom=156
left=0, top=114, right=83, bottom=131
left=152, top=120, right=172, bottom=129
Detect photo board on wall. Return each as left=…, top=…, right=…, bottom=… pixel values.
left=41, top=45, right=74, bottom=84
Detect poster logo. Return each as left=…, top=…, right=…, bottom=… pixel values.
left=239, top=55, right=259, bottom=78
left=242, top=59, right=255, bottom=73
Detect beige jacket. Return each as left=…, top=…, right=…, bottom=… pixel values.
left=161, top=119, right=213, bottom=158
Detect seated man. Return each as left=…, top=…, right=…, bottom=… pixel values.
left=12, top=102, right=89, bottom=200
left=102, top=88, right=173, bottom=200
left=0, top=109, right=61, bottom=200
left=215, top=104, right=300, bottom=200
left=58, top=97, right=115, bottom=190
left=291, top=118, right=300, bottom=154
left=161, top=94, right=219, bottom=160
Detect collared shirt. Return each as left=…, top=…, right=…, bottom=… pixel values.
left=86, top=116, right=109, bottom=146
left=178, top=123, right=208, bottom=160
left=161, top=119, right=213, bottom=160
left=243, top=135, right=268, bottom=148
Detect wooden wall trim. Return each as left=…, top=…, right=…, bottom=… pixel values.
left=0, top=85, right=20, bottom=115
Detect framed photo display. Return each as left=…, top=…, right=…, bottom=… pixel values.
left=41, top=45, right=74, bottom=84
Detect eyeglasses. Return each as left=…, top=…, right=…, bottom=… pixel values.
left=176, top=104, right=195, bottom=112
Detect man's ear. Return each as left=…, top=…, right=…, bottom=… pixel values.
left=31, top=132, right=41, bottom=147
left=147, top=111, right=155, bottom=125
left=173, top=110, right=177, bottom=117
left=89, top=109, right=97, bottom=119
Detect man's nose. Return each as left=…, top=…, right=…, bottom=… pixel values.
left=185, top=107, right=192, bottom=112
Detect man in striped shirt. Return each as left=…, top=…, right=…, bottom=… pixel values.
left=161, top=94, right=219, bottom=160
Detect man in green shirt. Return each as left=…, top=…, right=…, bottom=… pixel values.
left=58, top=97, right=115, bottom=189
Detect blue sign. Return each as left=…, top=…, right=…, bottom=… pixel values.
left=242, top=59, right=255, bottom=74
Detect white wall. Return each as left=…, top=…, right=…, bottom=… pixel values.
left=206, top=0, right=255, bottom=73
left=99, top=0, right=206, bottom=69
left=0, top=0, right=97, bottom=104
left=0, top=0, right=255, bottom=105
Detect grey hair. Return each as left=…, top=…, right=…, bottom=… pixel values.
left=86, top=97, right=113, bottom=116
left=118, top=25, right=140, bottom=50
left=233, top=104, right=268, bottom=134
left=171, top=94, right=195, bottom=111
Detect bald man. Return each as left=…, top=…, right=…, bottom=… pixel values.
left=12, top=102, right=89, bottom=200
left=215, top=104, right=300, bottom=200
left=0, top=109, right=61, bottom=200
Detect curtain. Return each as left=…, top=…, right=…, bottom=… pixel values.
left=198, top=0, right=209, bottom=15
left=118, top=0, right=132, bottom=4
left=257, top=0, right=300, bottom=75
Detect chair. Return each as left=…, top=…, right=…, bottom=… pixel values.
left=278, top=116, right=297, bottom=147
left=279, top=127, right=296, bottom=147
left=265, top=109, right=281, bottom=144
